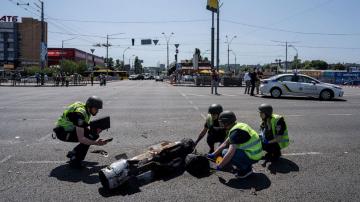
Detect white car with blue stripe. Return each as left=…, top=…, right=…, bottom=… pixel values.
left=260, top=74, right=344, bottom=100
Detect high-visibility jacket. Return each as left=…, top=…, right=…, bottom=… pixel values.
left=56, top=102, right=90, bottom=131
left=270, top=114, right=289, bottom=149
left=227, top=122, right=263, bottom=161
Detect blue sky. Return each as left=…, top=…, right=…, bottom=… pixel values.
left=3, top=0, right=360, bottom=66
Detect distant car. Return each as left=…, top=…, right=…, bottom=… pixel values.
left=128, top=74, right=138, bottom=80
left=260, top=73, right=344, bottom=100
left=155, top=76, right=163, bottom=82
left=144, top=75, right=154, bottom=80
left=182, top=75, right=194, bottom=82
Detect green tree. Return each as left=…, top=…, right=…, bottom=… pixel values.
left=105, top=57, right=114, bottom=69
left=115, top=59, right=121, bottom=70
left=331, top=63, right=346, bottom=70
left=76, top=61, right=88, bottom=74
left=61, top=60, right=78, bottom=74
left=311, top=60, right=328, bottom=70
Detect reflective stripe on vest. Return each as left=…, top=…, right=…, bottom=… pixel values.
left=206, top=114, right=213, bottom=128
left=228, top=122, right=263, bottom=161
left=271, top=114, right=289, bottom=149
left=56, top=102, right=90, bottom=131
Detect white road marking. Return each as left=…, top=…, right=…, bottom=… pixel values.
left=327, top=114, right=352, bottom=116
left=0, top=155, right=12, bottom=164
left=187, top=93, right=206, bottom=97
left=38, top=133, right=53, bottom=142
left=221, top=94, right=237, bottom=97
left=285, top=114, right=305, bottom=117
left=283, top=152, right=321, bottom=156
left=17, top=160, right=66, bottom=164
left=189, top=100, right=194, bottom=105
left=181, top=93, right=186, bottom=97
left=193, top=106, right=199, bottom=111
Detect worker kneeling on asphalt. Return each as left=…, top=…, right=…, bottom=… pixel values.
left=194, top=104, right=226, bottom=153
left=258, top=103, right=289, bottom=162
left=53, top=96, right=109, bottom=168
left=208, top=111, right=263, bottom=178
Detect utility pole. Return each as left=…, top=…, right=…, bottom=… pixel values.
left=106, top=35, right=108, bottom=68
left=122, top=47, right=130, bottom=71
left=211, top=12, right=215, bottom=69
left=39, top=1, right=45, bottom=85
left=41, top=1, right=45, bottom=85
left=216, top=1, right=223, bottom=71
left=162, top=32, right=174, bottom=70
left=271, top=40, right=298, bottom=73
left=285, top=41, right=288, bottom=73
left=226, top=35, right=236, bottom=72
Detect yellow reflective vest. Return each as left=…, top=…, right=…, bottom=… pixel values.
left=56, top=102, right=90, bottom=132
left=227, top=122, right=263, bottom=161
left=270, top=114, right=289, bottom=149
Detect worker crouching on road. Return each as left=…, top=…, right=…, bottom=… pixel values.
left=194, top=104, right=226, bottom=154
left=53, top=96, right=109, bottom=168
left=208, top=111, right=263, bottom=178
left=258, top=103, right=289, bottom=162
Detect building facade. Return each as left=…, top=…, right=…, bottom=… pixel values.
left=18, top=17, right=47, bottom=67
left=0, top=18, right=19, bottom=71
left=0, top=16, right=47, bottom=71
left=47, top=48, right=104, bottom=67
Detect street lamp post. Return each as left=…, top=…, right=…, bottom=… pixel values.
left=122, top=47, right=130, bottom=71
left=231, top=50, right=237, bottom=74
left=162, top=32, right=174, bottom=70
left=289, top=45, right=298, bottom=71
left=226, top=35, right=236, bottom=72
left=61, top=37, right=77, bottom=73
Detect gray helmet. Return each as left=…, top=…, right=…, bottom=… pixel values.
left=86, top=96, right=103, bottom=109
left=208, top=104, right=223, bottom=115
left=258, top=103, right=273, bottom=117
left=219, top=111, right=236, bottom=125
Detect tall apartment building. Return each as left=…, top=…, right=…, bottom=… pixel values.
left=0, top=16, right=47, bottom=71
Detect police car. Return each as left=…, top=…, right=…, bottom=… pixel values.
left=260, top=73, right=344, bottom=100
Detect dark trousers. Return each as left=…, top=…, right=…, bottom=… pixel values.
left=55, top=127, right=99, bottom=162
left=207, top=132, right=226, bottom=153
left=250, top=81, right=256, bottom=96
left=262, top=142, right=281, bottom=160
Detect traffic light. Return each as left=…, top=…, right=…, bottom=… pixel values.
left=175, top=54, right=177, bottom=61
left=132, top=38, right=135, bottom=46
left=176, top=49, right=179, bottom=54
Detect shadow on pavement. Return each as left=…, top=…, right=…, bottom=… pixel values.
left=259, top=95, right=347, bottom=102
left=218, top=173, right=271, bottom=192
left=261, top=157, right=299, bottom=175
left=49, top=161, right=105, bottom=184
left=98, top=170, right=185, bottom=197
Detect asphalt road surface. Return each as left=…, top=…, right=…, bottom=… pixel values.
left=1, top=80, right=359, bottom=201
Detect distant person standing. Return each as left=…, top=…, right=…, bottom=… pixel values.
left=249, top=69, right=257, bottom=96
left=255, top=69, right=263, bottom=94
left=211, top=69, right=219, bottom=95
left=243, top=71, right=251, bottom=94
left=90, top=73, right=94, bottom=86
left=35, top=73, right=40, bottom=86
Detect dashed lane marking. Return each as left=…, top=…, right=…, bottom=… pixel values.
left=327, top=114, right=352, bottom=116
left=283, top=152, right=321, bottom=156
left=0, top=155, right=12, bottom=164
left=17, top=160, right=66, bottom=164
left=285, top=114, right=305, bottom=117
